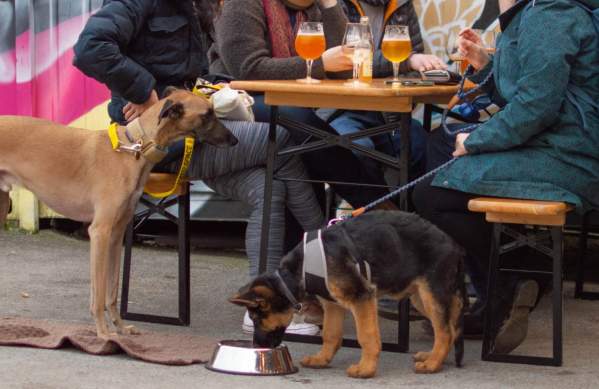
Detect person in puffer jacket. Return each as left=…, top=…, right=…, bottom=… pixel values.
left=74, top=0, right=216, bottom=125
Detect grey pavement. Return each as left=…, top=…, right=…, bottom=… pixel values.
left=1, top=230, right=599, bottom=389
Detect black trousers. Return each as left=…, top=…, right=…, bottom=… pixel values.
left=413, top=127, right=548, bottom=313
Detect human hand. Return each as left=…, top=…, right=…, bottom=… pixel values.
left=457, top=28, right=490, bottom=70
left=123, top=90, right=159, bottom=122
left=408, top=54, right=447, bottom=72
left=453, top=133, right=470, bottom=157
left=322, top=46, right=354, bottom=72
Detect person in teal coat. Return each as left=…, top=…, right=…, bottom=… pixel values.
left=413, top=0, right=599, bottom=353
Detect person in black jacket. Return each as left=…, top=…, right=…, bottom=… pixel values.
left=74, top=0, right=217, bottom=125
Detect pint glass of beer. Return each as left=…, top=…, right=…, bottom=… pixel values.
left=382, top=25, right=411, bottom=85
left=295, top=22, right=326, bottom=84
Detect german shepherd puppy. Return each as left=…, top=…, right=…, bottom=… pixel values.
left=230, top=211, right=466, bottom=378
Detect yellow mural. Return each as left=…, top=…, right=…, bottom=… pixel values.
left=414, top=0, right=491, bottom=59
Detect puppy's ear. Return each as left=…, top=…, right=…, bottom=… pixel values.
left=162, top=86, right=179, bottom=98
left=158, top=99, right=185, bottom=125
left=229, top=290, right=259, bottom=308
left=229, top=290, right=270, bottom=310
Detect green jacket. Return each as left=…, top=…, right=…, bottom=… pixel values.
left=433, top=0, right=599, bottom=213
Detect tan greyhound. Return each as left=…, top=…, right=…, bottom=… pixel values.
left=0, top=88, right=238, bottom=339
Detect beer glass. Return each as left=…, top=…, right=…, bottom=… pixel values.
left=382, top=25, right=411, bottom=85
left=446, top=30, right=467, bottom=74
left=447, top=29, right=496, bottom=74
left=295, top=22, right=326, bottom=84
left=342, top=23, right=369, bottom=87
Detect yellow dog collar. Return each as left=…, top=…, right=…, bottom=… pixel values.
left=107, top=122, right=195, bottom=199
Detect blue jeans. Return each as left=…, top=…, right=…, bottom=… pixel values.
left=329, top=110, right=428, bottom=179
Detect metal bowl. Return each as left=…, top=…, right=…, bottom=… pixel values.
left=206, top=340, right=298, bottom=376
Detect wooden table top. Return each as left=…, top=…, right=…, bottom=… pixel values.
left=231, top=79, right=471, bottom=112
left=231, top=79, right=468, bottom=98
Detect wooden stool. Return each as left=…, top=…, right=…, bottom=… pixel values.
left=120, top=173, right=191, bottom=326
left=468, top=198, right=572, bottom=367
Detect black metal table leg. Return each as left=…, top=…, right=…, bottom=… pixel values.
left=258, top=106, right=279, bottom=274
left=423, top=104, right=433, bottom=132
left=399, top=113, right=412, bottom=211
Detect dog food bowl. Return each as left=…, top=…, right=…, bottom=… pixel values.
left=206, top=340, right=298, bottom=376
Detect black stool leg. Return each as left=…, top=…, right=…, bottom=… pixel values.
left=119, top=220, right=135, bottom=317
left=574, top=212, right=599, bottom=300
left=482, top=223, right=502, bottom=360
left=120, top=191, right=190, bottom=326
left=178, top=184, right=191, bottom=325
left=551, top=227, right=563, bottom=366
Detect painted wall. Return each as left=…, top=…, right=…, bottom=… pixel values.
left=0, top=0, right=110, bottom=129
left=415, top=0, right=499, bottom=59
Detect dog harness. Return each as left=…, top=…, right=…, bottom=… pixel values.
left=107, top=119, right=195, bottom=199
left=302, top=226, right=372, bottom=301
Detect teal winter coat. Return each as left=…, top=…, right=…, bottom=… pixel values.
left=432, top=0, right=599, bottom=213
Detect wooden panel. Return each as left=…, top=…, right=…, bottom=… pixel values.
left=485, top=212, right=567, bottom=227
left=468, top=198, right=571, bottom=216
left=265, top=92, right=412, bottom=112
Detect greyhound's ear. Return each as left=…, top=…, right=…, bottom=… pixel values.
left=162, top=86, right=179, bottom=98
left=158, top=99, right=185, bottom=125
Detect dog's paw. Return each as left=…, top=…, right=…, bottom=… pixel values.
left=120, top=325, right=140, bottom=336
left=97, top=332, right=118, bottom=341
left=413, top=351, right=431, bottom=362
left=414, top=360, right=443, bottom=374
left=346, top=363, right=376, bottom=379
left=301, top=355, right=330, bottom=369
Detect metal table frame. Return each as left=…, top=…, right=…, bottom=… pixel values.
left=230, top=79, right=462, bottom=353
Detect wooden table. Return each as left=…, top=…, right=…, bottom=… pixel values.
left=231, top=78, right=463, bottom=353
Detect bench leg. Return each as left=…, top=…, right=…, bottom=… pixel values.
left=178, top=184, right=191, bottom=325
left=482, top=224, right=563, bottom=366
left=575, top=213, right=599, bottom=300
left=120, top=191, right=191, bottom=326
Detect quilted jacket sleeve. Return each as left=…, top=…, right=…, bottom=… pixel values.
left=73, top=0, right=156, bottom=104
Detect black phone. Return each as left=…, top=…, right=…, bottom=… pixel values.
left=385, top=80, right=434, bottom=87
left=420, top=70, right=462, bottom=84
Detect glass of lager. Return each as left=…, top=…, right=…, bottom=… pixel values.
left=382, top=25, right=412, bottom=86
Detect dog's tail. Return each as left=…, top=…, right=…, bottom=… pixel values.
left=0, top=191, right=10, bottom=232
left=454, top=252, right=468, bottom=368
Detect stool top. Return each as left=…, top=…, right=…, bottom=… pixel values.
left=145, top=173, right=188, bottom=197
left=468, top=198, right=572, bottom=216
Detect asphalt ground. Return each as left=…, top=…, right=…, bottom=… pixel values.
left=1, top=229, right=599, bottom=389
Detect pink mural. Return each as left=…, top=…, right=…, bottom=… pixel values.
left=0, top=1, right=109, bottom=125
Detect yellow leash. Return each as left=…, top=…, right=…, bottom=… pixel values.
left=144, top=137, right=195, bottom=198
left=108, top=123, right=196, bottom=199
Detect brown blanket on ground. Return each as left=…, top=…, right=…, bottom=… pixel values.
left=0, top=317, right=217, bottom=365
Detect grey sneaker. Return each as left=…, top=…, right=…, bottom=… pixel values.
left=493, top=280, right=539, bottom=354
